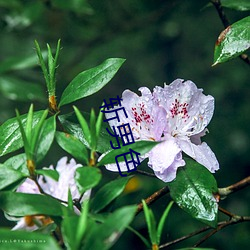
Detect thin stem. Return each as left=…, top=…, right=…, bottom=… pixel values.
left=218, top=176, right=250, bottom=198
left=218, top=206, right=235, bottom=218
left=136, top=170, right=157, bottom=178
left=210, top=0, right=250, bottom=66
left=136, top=186, right=169, bottom=215
left=193, top=216, right=250, bottom=247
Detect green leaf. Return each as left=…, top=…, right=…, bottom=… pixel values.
left=0, top=192, right=65, bottom=216
left=59, top=113, right=114, bottom=153
left=0, top=76, right=46, bottom=102
left=0, top=164, right=27, bottom=190
left=62, top=201, right=89, bottom=250
left=221, top=0, right=250, bottom=11
left=142, top=200, right=157, bottom=245
left=59, top=58, right=125, bottom=106
left=168, top=159, right=218, bottom=227
left=75, top=167, right=102, bottom=194
left=97, top=140, right=159, bottom=166
left=73, top=106, right=91, bottom=146
left=83, top=205, right=137, bottom=250
left=56, top=131, right=89, bottom=165
left=4, top=153, right=28, bottom=175
left=0, top=110, right=44, bottom=157
left=89, top=108, right=97, bottom=149
left=157, top=201, right=174, bottom=244
left=36, top=169, right=59, bottom=181
left=36, top=116, right=56, bottom=162
left=0, top=228, right=60, bottom=250
left=62, top=215, right=80, bottom=250
left=91, top=176, right=132, bottom=213
left=213, top=16, right=250, bottom=65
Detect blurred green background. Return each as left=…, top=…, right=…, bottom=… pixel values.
left=0, top=0, right=249, bottom=249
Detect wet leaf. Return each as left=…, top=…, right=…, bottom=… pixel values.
left=168, top=159, right=218, bottom=227
left=59, top=58, right=125, bottom=106
left=0, top=111, right=44, bottom=157
left=213, top=16, right=250, bottom=65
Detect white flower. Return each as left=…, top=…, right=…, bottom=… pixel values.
left=102, top=79, right=219, bottom=182
left=12, top=157, right=90, bottom=231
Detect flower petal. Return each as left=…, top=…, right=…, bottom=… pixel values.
left=154, top=79, right=214, bottom=136
left=179, top=139, right=219, bottom=173
left=148, top=137, right=185, bottom=182
left=16, top=178, right=40, bottom=194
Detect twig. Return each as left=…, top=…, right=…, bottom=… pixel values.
left=136, top=186, right=169, bottom=215
left=159, top=216, right=250, bottom=249
left=218, top=206, right=235, bottom=218
left=193, top=216, right=250, bottom=247
left=136, top=170, right=157, bottom=178
left=211, top=0, right=250, bottom=66
left=218, top=176, right=250, bottom=198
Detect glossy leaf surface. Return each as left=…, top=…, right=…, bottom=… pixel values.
left=168, top=159, right=218, bottom=227
left=0, top=111, right=44, bottom=157
left=59, top=58, right=125, bottom=106
left=213, top=16, right=250, bottom=65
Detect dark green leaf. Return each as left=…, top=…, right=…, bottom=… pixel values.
left=168, top=159, right=218, bottom=227
left=0, top=164, right=27, bottom=190
left=0, top=76, right=46, bottom=102
left=0, top=228, right=60, bottom=250
left=221, top=0, right=250, bottom=11
left=35, top=116, right=55, bottom=162
left=97, top=140, right=159, bottom=166
left=62, top=215, right=80, bottom=250
left=56, top=131, right=89, bottom=164
left=91, top=176, right=132, bottom=213
left=213, top=16, right=250, bottom=65
left=0, top=111, right=44, bottom=157
left=75, top=167, right=102, bottom=194
left=83, top=205, right=137, bottom=250
left=4, top=153, right=28, bottom=175
left=59, top=113, right=114, bottom=153
left=59, top=58, right=125, bottom=106
left=0, top=192, right=65, bottom=216
left=157, top=201, right=174, bottom=244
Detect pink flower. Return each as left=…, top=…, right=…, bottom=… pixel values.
left=12, top=157, right=90, bottom=231
left=102, top=79, right=219, bottom=182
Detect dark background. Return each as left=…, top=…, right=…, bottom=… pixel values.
left=0, top=0, right=249, bottom=249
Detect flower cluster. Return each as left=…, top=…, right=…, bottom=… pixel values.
left=11, top=157, right=90, bottom=231
left=103, top=79, right=219, bottom=182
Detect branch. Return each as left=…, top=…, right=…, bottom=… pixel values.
left=193, top=216, right=250, bottom=247
left=218, top=176, right=250, bottom=198
left=136, top=170, right=157, bottom=178
left=211, top=0, right=250, bottom=66
left=159, top=216, right=250, bottom=249
left=136, top=186, right=169, bottom=215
